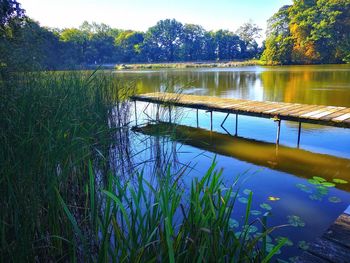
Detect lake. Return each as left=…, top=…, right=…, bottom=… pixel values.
left=115, top=64, right=350, bottom=261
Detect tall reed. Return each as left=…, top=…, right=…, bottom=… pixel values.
left=0, top=71, right=285, bottom=262
left=0, top=71, right=133, bottom=261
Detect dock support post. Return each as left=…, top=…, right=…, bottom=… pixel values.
left=156, top=104, right=160, bottom=122
left=169, top=105, right=172, bottom=123
left=235, top=113, right=238, bottom=136
left=134, top=100, right=137, bottom=126
left=196, top=109, right=199, bottom=128
left=297, top=122, right=302, bottom=148
left=210, top=111, right=213, bottom=131
left=276, top=119, right=281, bottom=145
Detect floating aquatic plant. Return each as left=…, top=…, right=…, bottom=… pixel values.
left=243, top=189, right=252, bottom=195
left=229, top=218, right=239, bottom=228
left=275, top=237, right=293, bottom=247
left=260, top=203, right=272, bottom=210
left=242, top=225, right=258, bottom=234
left=250, top=210, right=262, bottom=216
left=333, top=178, right=348, bottom=184
left=287, top=215, right=305, bottom=227
left=298, top=240, right=309, bottom=250
left=238, top=197, right=249, bottom=204
left=328, top=196, right=342, bottom=203
left=321, top=182, right=335, bottom=188
left=296, top=183, right=312, bottom=193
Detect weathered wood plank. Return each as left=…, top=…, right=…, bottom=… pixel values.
left=307, top=237, right=350, bottom=263
left=323, top=214, right=350, bottom=248
left=131, top=93, right=350, bottom=128
left=333, top=113, right=350, bottom=122
left=297, top=251, right=329, bottom=263
left=308, top=107, right=345, bottom=119
left=320, top=108, right=350, bottom=121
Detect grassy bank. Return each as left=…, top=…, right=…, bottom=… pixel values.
left=115, top=60, right=264, bottom=70
left=0, top=71, right=285, bottom=262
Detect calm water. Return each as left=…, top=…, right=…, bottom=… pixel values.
left=116, top=65, right=350, bottom=261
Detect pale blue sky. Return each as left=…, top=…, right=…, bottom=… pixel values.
left=20, top=0, right=292, bottom=35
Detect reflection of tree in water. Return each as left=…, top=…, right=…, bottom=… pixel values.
left=116, top=66, right=350, bottom=107
left=260, top=66, right=350, bottom=107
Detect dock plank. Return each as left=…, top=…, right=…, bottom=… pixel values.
left=299, top=211, right=350, bottom=263
left=131, top=93, right=350, bottom=128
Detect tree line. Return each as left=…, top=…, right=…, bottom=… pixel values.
left=261, top=0, right=350, bottom=65
left=0, top=1, right=262, bottom=70
left=1, top=0, right=350, bottom=71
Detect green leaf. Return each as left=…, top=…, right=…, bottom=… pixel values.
left=333, top=178, right=348, bottom=184
left=296, top=183, right=312, bottom=193
left=228, top=218, right=239, bottom=228
left=238, top=197, right=248, bottom=204
left=260, top=203, right=272, bottom=211
left=275, top=236, right=293, bottom=246
left=328, top=196, right=341, bottom=203
left=287, top=215, right=305, bottom=227
left=262, top=238, right=287, bottom=263
left=243, top=225, right=258, bottom=234
left=312, top=176, right=326, bottom=182
left=243, top=189, right=252, bottom=195
left=298, top=240, right=309, bottom=250
left=321, top=182, right=336, bottom=188
left=308, top=179, right=321, bottom=185
left=250, top=210, right=262, bottom=216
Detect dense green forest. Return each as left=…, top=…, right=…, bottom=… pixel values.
left=1, top=0, right=350, bottom=71
left=0, top=1, right=262, bottom=70
left=262, top=0, right=350, bottom=65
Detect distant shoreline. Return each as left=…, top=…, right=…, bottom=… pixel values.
left=113, top=60, right=263, bottom=70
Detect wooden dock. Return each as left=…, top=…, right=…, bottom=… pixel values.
left=131, top=92, right=350, bottom=145
left=131, top=92, right=350, bottom=128
left=298, top=206, right=350, bottom=263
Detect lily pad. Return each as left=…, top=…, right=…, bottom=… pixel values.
left=298, top=240, right=309, bottom=250
left=229, top=218, right=239, bottom=228
left=243, top=225, right=258, bottom=234
left=266, top=243, right=281, bottom=255
left=309, top=194, right=323, bottom=201
left=243, top=189, right=252, bottom=195
left=235, top=231, right=250, bottom=240
left=260, top=203, right=272, bottom=210
left=250, top=210, right=262, bottom=216
left=308, top=179, right=321, bottom=185
left=238, top=197, right=248, bottom=204
left=328, top=196, right=342, bottom=203
left=255, top=233, right=272, bottom=243
left=333, top=178, right=348, bottom=184
left=275, top=236, right=293, bottom=246
left=230, top=191, right=239, bottom=197
left=312, top=176, right=326, bottom=182
left=287, top=215, right=306, bottom=227
left=296, top=184, right=312, bottom=193
left=321, top=182, right=336, bottom=188
left=316, top=186, right=328, bottom=195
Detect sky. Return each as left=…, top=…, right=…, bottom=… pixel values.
left=20, top=0, right=293, bottom=35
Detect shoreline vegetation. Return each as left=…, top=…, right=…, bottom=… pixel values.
left=113, top=60, right=350, bottom=70
left=114, top=60, right=263, bottom=70
left=1, top=71, right=286, bottom=262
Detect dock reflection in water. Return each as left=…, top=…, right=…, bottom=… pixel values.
left=134, top=122, right=350, bottom=191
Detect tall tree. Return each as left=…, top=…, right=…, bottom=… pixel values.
left=145, top=19, right=184, bottom=61
left=115, top=30, right=144, bottom=62
left=180, top=24, right=206, bottom=61
left=236, top=21, right=262, bottom=59
left=263, top=0, right=350, bottom=64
